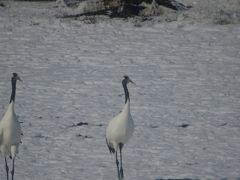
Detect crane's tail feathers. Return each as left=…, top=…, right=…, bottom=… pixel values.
left=106, top=138, right=115, bottom=154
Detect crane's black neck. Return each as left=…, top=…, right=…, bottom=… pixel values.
left=10, top=77, right=17, bottom=103
left=122, top=79, right=129, bottom=104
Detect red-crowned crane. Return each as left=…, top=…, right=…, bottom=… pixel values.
left=0, top=73, right=22, bottom=180
left=106, top=75, right=135, bottom=180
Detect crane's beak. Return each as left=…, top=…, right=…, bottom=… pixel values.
left=129, top=78, right=136, bottom=85
left=17, top=76, right=22, bottom=82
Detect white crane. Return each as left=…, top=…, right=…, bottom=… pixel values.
left=106, top=75, right=135, bottom=180
left=0, top=73, right=22, bottom=180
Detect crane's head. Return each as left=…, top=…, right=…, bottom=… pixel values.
left=12, top=73, right=22, bottom=82
left=123, top=75, right=135, bottom=85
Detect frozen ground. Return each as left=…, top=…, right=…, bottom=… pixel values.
left=0, top=1, right=240, bottom=180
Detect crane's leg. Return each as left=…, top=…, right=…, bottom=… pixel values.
left=115, top=151, right=121, bottom=180
left=119, top=143, right=124, bottom=179
left=5, top=157, right=9, bottom=180
left=11, top=158, right=15, bottom=180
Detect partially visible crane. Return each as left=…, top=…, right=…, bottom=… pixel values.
left=106, top=75, right=135, bottom=180
left=0, top=73, right=22, bottom=180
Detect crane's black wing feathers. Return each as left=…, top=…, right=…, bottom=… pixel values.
left=106, top=138, right=115, bottom=154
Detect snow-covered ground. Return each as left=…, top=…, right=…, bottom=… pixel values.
left=0, top=1, right=240, bottom=179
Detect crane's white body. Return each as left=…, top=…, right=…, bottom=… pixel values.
left=0, top=101, right=22, bottom=158
left=106, top=100, right=134, bottom=151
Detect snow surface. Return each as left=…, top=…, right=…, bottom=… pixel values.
left=0, top=1, right=240, bottom=180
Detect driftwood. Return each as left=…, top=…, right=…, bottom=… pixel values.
left=61, top=4, right=145, bottom=18
left=127, top=0, right=190, bottom=10
left=109, top=0, right=191, bottom=17
left=61, top=0, right=190, bottom=18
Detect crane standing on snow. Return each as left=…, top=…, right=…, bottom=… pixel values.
left=0, top=73, right=22, bottom=180
left=106, top=75, right=135, bottom=180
